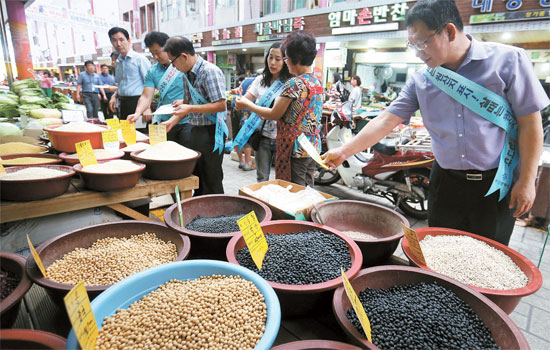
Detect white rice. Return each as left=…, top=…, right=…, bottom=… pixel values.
left=0, top=167, right=68, bottom=180
left=64, top=149, right=120, bottom=159
left=121, top=143, right=151, bottom=152
left=55, top=122, right=106, bottom=132
left=342, top=231, right=378, bottom=241
left=138, top=141, right=198, bottom=160
left=82, top=160, right=142, bottom=174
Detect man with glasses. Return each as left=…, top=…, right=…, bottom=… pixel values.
left=323, top=0, right=548, bottom=246
left=162, top=36, right=227, bottom=195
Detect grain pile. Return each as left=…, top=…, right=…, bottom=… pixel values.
left=54, top=122, right=106, bottom=132
left=138, top=141, right=198, bottom=161
left=0, top=142, right=46, bottom=156
left=82, top=160, right=142, bottom=174
left=0, top=167, right=67, bottom=180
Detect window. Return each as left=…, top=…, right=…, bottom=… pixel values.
left=186, top=0, right=197, bottom=15
left=140, top=6, right=146, bottom=33
left=148, top=3, right=156, bottom=31
left=263, top=0, right=281, bottom=16
left=216, top=0, right=236, bottom=7
left=122, top=12, right=129, bottom=22
left=292, top=0, right=307, bottom=10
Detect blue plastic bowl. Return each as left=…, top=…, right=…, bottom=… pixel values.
left=66, top=260, right=281, bottom=350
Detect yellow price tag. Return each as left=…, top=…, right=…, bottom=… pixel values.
left=148, top=124, right=167, bottom=146
left=64, top=282, right=98, bottom=350
left=0, top=162, right=6, bottom=175
left=401, top=224, right=427, bottom=266
left=27, top=235, right=47, bottom=277
left=101, top=130, right=119, bottom=144
left=297, top=133, right=329, bottom=170
left=106, top=118, right=120, bottom=131
left=341, top=267, right=372, bottom=343
left=237, top=211, right=268, bottom=270
left=120, top=120, right=136, bottom=145
left=75, top=140, right=98, bottom=167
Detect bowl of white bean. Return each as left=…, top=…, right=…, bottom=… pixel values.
left=66, top=260, right=281, bottom=350
left=25, top=221, right=191, bottom=306
left=401, top=227, right=542, bottom=314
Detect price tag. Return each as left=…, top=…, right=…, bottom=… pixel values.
left=149, top=124, right=167, bottom=146
left=61, top=110, right=86, bottom=123
left=75, top=140, right=98, bottom=167
left=101, top=130, right=119, bottom=151
left=237, top=211, right=268, bottom=270
left=401, top=224, right=427, bottom=266
left=106, top=118, right=120, bottom=131
left=120, top=120, right=136, bottom=145
left=341, top=267, right=372, bottom=343
left=64, top=282, right=98, bottom=350
left=297, top=133, right=329, bottom=170
left=27, top=235, right=47, bottom=277
left=0, top=162, right=6, bottom=175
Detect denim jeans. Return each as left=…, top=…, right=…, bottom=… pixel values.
left=82, top=92, right=99, bottom=119
left=256, top=137, right=276, bottom=182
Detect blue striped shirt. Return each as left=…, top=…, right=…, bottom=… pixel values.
left=115, top=50, right=151, bottom=97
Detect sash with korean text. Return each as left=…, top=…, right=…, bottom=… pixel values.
left=156, top=64, right=188, bottom=124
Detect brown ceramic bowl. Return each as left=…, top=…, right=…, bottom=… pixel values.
left=164, top=194, right=272, bottom=260
left=0, top=153, right=62, bottom=167
left=73, top=160, right=145, bottom=192
left=44, top=124, right=110, bottom=153
left=0, top=165, right=75, bottom=201
left=311, top=200, right=408, bottom=267
left=227, top=220, right=363, bottom=317
left=59, top=149, right=124, bottom=165
left=401, top=227, right=543, bottom=314
left=332, top=266, right=529, bottom=349
left=130, top=149, right=201, bottom=180
left=120, top=141, right=150, bottom=160
left=25, top=221, right=191, bottom=305
left=272, top=340, right=362, bottom=349
left=0, top=329, right=67, bottom=349
left=0, top=252, right=32, bottom=328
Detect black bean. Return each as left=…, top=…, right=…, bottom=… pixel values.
left=236, top=230, right=352, bottom=285
left=346, top=282, right=500, bottom=350
left=185, top=214, right=245, bottom=233
left=0, top=268, right=20, bottom=301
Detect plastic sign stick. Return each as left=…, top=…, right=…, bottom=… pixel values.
left=27, top=235, right=47, bottom=277
left=297, top=133, right=329, bottom=170
left=64, top=282, right=98, bottom=350
left=75, top=140, right=97, bottom=167
left=237, top=211, right=268, bottom=270
left=149, top=124, right=167, bottom=146
left=341, top=267, right=372, bottom=342
left=175, top=185, right=184, bottom=227
left=401, top=224, right=427, bottom=266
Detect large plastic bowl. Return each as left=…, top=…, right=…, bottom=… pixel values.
left=44, top=124, right=111, bottom=153
left=0, top=329, right=67, bottom=349
left=130, top=149, right=201, bottom=180
left=73, top=160, right=145, bottom=192
left=25, top=221, right=191, bottom=306
left=311, top=200, right=408, bottom=266
left=272, top=340, right=362, bottom=349
left=164, top=194, right=272, bottom=260
left=0, top=153, right=62, bottom=167
left=401, top=227, right=543, bottom=314
left=333, top=266, right=529, bottom=349
left=0, top=252, right=32, bottom=328
left=227, top=220, right=363, bottom=317
left=66, top=260, right=281, bottom=350
left=0, top=165, right=75, bottom=201
left=59, top=149, right=124, bottom=165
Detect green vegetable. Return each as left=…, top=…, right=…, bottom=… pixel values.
left=18, top=88, right=46, bottom=97
left=18, top=104, right=45, bottom=117
left=0, top=95, right=18, bottom=105
left=51, top=91, right=71, bottom=104
left=0, top=105, right=19, bottom=117
left=19, top=95, right=50, bottom=107
left=11, top=78, right=39, bottom=93
left=55, top=102, right=86, bottom=112
left=29, top=108, right=62, bottom=119
left=0, top=122, right=22, bottom=137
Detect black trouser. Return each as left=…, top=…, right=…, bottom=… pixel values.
left=189, top=124, right=225, bottom=196
left=117, top=95, right=141, bottom=120
left=167, top=123, right=192, bottom=148
left=82, top=92, right=99, bottom=119
left=100, top=92, right=114, bottom=118
left=428, top=161, right=515, bottom=246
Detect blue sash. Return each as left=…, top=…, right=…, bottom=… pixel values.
left=424, top=66, right=518, bottom=201
left=182, top=73, right=229, bottom=154
left=232, top=79, right=284, bottom=151
left=156, top=64, right=188, bottom=124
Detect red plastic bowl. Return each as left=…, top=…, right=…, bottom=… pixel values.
left=333, top=266, right=529, bottom=349
left=401, top=227, right=543, bottom=314
left=226, top=220, right=363, bottom=316
left=0, top=329, right=67, bottom=349
left=0, top=253, right=32, bottom=328
left=272, top=340, right=362, bottom=350
left=73, top=160, right=145, bottom=192
left=59, top=149, right=124, bottom=165
left=44, top=124, right=110, bottom=153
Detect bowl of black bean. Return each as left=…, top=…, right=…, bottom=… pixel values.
left=0, top=252, right=32, bottom=328
left=226, top=220, right=363, bottom=317
left=332, top=265, right=528, bottom=350
left=165, top=194, right=272, bottom=260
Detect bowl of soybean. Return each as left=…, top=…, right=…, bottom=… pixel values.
left=401, top=227, right=542, bottom=314
left=164, top=194, right=272, bottom=260
left=66, top=260, right=281, bottom=350
left=332, top=265, right=528, bottom=350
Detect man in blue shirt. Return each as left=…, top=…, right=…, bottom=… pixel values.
left=99, top=64, right=116, bottom=118
left=128, top=32, right=190, bottom=147
left=108, top=27, right=151, bottom=120
left=76, top=61, right=106, bottom=120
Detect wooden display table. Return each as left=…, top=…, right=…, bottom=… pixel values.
left=0, top=176, right=199, bottom=223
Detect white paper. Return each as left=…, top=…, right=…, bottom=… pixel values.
left=134, top=115, right=147, bottom=129
left=61, top=109, right=86, bottom=123
left=152, top=104, right=176, bottom=115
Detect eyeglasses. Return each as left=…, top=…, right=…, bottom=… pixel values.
left=170, top=55, right=182, bottom=65
left=406, top=24, right=447, bottom=51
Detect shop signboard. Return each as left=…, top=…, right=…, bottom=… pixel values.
left=470, top=8, right=550, bottom=23
left=472, top=0, right=550, bottom=13
left=254, top=17, right=305, bottom=42
left=328, top=2, right=409, bottom=35
left=188, top=33, right=203, bottom=48
left=212, top=26, right=243, bottom=46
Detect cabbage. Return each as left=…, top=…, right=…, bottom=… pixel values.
left=0, top=122, right=22, bottom=137
left=29, top=108, right=62, bottom=119
left=11, top=78, right=39, bottom=92
left=0, top=95, right=18, bottom=105
left=18, top=88, right=46, bottom=97
left=19, top=95, right=50, bottom=107
left=0, top=105, right=18, bottom=117
left=18, top=104, right=45, bottom=117
left=51, top=91, right=71, bottom=104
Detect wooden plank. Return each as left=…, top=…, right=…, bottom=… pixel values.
left=0, top=176, right=199, bottom=223
left=106, top=203, right=155, bottom=221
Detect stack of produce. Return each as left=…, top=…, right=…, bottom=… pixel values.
left=0, top=122, right=23, bottom=137
left=0, top=93, right=19, bottom=119
left=0, top=142, right=47, bottom=156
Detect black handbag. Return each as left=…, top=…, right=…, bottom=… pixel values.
left=249, top=120, right=265, bottom=151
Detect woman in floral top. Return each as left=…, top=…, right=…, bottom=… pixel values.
left=235, top=31, right=322, bottom=186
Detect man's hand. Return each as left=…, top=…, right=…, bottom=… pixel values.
left=160, top=115, right=180, bottom=133
left=172, top=99, right=184, bottom=107
left=127, top=114, right=140, bottom=123
left=509, top=179, right=536, bottom=217
left=321, top=147, right=348, bottom=170
left=172, top=104, right=192, bottom=117
left=234, top=97, right=252, bottom=111
left=230, top=86, right=243, bottom=96
left=109, top=96, right=117, bottom=113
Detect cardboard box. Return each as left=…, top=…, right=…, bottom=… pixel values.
left=239, top=179, right=337, bottom=220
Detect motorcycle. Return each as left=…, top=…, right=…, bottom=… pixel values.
left=315, top=101, right=434, bottom=219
